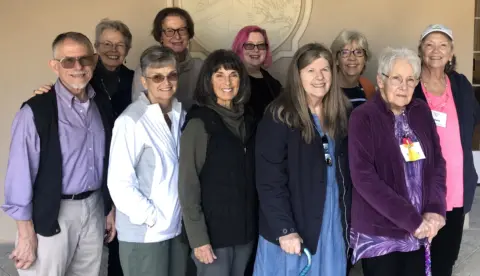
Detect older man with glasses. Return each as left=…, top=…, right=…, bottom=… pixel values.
left=1, top=32, right=115, bottom=276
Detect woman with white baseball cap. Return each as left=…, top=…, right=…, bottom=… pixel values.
left=413, top=24, right=480, bottom=276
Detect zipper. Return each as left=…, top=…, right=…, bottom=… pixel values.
left=337, top=156, right=350, bottom=255
left=100, top=78, right=112, bottom=101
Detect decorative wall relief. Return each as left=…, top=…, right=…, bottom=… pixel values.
left=167, top=0, right=312, bottom=61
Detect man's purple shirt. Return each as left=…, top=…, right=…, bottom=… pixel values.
left=2, top=80, right=105, bottom=221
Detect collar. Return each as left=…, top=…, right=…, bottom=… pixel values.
left=138, top=92, right=183, bottom=114
left=55, top=79, right=95, bottom=107
left=177, top=50, right=193, bottom=73
left=372, top=89, right=419, bottom=115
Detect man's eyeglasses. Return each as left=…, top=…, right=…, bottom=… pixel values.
left=322, top=135, right=333, bottom=166
left=98, top=41, right=127, bottom=51
left=162, top=27, right=189, bottom=38
left=382, top=73, right=418, bottom=88
left=339, top=49, right=365, bottom=58
left=54, top=55, right=96, bottom=69
left=145, top=72, right=178, bottom=83
left=243, top=43, right=268, bottom=51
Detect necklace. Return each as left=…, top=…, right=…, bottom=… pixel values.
left=421, top=74, right=447, bottom=91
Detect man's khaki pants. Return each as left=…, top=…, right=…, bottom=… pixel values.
left=17, top=191, right=105, bottom=276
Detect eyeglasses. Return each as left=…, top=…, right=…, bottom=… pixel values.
left=162, top=27, right=189, bottom=38
left=144, top=72, right=178, bottom=83
left=339, top=49, right=365, bottom=58
left=382, top=73, right=418, bottom=88
left=54, top=55, right=96, bottom=69
left=322, top=135, right=332, bottom=166
left=243, top=43, right=268, bottom=51
left=98, top=41, right=127, bottom=51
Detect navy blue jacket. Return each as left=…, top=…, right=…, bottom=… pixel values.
left=255, top=110, right=351, bottom=254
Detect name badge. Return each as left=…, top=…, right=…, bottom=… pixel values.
left=431, top=110, right=447, bottom=128
left=400, top=137, right=426, bottom=162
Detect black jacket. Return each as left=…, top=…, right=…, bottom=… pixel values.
left=90, top=61, right=134, bottom=118
left=413, top=71, right=480, bottom=213
left=255, top=110, right=352, bottom=254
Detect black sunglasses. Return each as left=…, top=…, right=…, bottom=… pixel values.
left=242, top=43, right=268, bottom=51
left=162, top=27, right=189, bottom=38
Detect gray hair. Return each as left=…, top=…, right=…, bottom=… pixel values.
left=377, top=47, right=421, bottom=79
left=330, top=29, right=371, bottom=61
left=140, top=45, right=177, bottom=75
left=95, top=18, right=133, bottom=49
left=52, top=32, right=94, bottom=57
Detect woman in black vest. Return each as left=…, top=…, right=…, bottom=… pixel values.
left=178, top=49, right=256, bottom=276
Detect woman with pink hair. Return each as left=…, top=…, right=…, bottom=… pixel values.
left=232, top=25, right=282, bottom=122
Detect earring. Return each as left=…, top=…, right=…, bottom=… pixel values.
left=124, top=59, right=127, bottom=64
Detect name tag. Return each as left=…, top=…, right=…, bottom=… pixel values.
left=400, top=138, right=426, bottom=162
left=431, top=110, right=447, bottom=128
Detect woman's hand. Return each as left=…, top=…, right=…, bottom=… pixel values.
left=33, top=83, right=53, bottom=95
left=194, top=244, right=217, bottom=264
left=423, top=212, right=446, bottom=242
left=279, top=232, right=303, bottom=255
left=414, top=219, right=432, bottom=240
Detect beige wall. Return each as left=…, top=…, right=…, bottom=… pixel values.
left=0, top=0, right=475, bottom=242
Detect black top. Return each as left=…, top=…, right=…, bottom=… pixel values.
left=246, top=68, right=282, bottom=122
left=91, top=59, right=134, bottom=118
left=255, top=110, right=352, bottom=254
left=343, top=85, right=367, bottom=109
left=183, top=105, right=258, bottom=249
left=413, top=71, right=480, bottom=213
left=22, top=87, right=114, bottom=237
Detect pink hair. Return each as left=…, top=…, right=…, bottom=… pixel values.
left=231, top=25, right=273, bottom=68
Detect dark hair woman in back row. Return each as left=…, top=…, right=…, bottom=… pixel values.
left=178, top=49, right=257, bottom=276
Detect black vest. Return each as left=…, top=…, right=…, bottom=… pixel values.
left=183, top=105, right=257, bottom=249
left=22, top=86, right=113, bottom=237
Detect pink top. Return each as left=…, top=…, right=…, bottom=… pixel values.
left=422, top=77, right=463, bottom=210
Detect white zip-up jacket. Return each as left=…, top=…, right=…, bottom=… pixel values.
left=107, top=93, right=185, bottom=243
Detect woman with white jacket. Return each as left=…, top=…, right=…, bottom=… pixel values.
left=107, top=45, right=188, bottom=276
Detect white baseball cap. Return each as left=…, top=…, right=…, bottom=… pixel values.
left=420, top=24, right=454, bottom=41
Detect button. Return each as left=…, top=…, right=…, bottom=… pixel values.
left=80, top=109, right=83, bottom=113
left=290, top=228, right=295, bottom=232
left=89, top=167, right=93, bottom=170
left=88, top=148, right=92, bottom=151
left=282, top=228, right=288, bottom=234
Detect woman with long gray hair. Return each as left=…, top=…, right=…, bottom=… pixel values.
left=253, top=43, right=352, bottom=275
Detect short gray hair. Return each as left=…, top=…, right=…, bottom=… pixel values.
left=377, top=47, right=421, bottom=79
left=52, top=32, right=94, bottom=57
left=140, top=45, right=177, bottom=75
left=95, top=18, right=133, bottom=49
left=330, top=29, right=371, bottom=61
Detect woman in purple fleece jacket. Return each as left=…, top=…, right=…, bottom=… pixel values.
left=348, top=47, right=447, bottom=276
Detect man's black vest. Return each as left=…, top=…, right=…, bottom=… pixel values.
left=22, top=86, right=113, bottom=237
left=183, top=105, right=258, bottom=249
